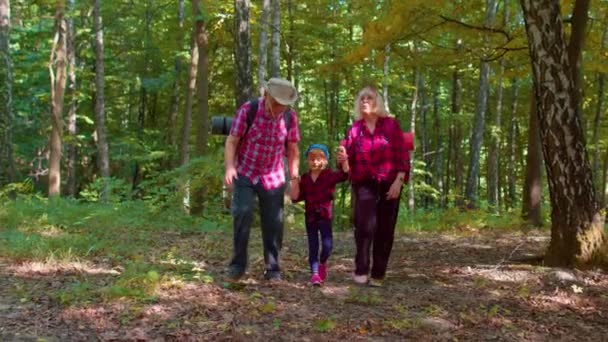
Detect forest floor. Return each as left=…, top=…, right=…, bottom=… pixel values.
left=1, top=224, right=608, bottom=341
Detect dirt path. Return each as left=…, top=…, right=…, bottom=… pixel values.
left=1, top=228, right=607, bottom=341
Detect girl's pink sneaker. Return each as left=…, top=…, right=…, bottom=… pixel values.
left=319, top=263, right=327, bottom=282
left=310, top=273, right=322, bottom=286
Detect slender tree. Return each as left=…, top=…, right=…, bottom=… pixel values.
left=48, top=6, right=67, bottom=198
left=234, top=0, right=252, bottom=106
left=521, top=0, right=606, bottom=266
left=0, top=0, right=15, bottom=185
left=464, top=0, right=497, bottom=209
left=505, top=80, right=519, bottom=209
left=65, top=0, right=78, bottom=196
left=521, top=96, right=543, bottom=226
left=168, top=0, right=185, bottom=167
left=93, top=0, right=110, bottom=200
left=257, top=0, right=270, bottom=91
left=591, top=26, right=607, bottom=200
left=269, top=0, right=280, bottom=77
left=408, top=68, right=420, bottom=211
left=191, top=0, right=210, bottom=215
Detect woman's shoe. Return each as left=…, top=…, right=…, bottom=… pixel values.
left=319, top=263, right=327, bottom=282
left=352, top=273, right=368, bottom=284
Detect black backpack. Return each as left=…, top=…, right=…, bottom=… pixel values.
left=244, top=99, right=293, bottom=144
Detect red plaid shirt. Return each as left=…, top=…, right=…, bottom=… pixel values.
left=341, top=116, right=410, bottom=185
left=293, top=169, right=349, bottom=222
left=230, top=98, right=300, bottom=190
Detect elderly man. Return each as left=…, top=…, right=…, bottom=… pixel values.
left=224, top=78, right=300, bottom=281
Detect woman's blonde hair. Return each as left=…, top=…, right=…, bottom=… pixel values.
left=353, top=86, right=390, bottom=120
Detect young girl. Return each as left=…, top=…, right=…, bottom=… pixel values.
left=290, top=144, right=349, bottom=286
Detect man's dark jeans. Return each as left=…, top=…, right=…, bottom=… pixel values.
left=229, top=174, right=285, bottom=277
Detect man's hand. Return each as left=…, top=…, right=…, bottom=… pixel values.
left=386, top=179, right=402, bottom=200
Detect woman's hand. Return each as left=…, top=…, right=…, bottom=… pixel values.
left=386, top=177, right=403, bottom=200
left=336, top=146, right=347, bottom=163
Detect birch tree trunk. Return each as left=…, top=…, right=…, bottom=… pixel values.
left=464, top=0, right=497, bottom=209
left=269, top=0, right=280, bottom=78
left=234, top=0, right=252, bottom=106
left=521, top=0, right=606, bottom=267
left=48, top=7, right=67, bottom=198
left=257, top=0, right=270, bottom=91
left=0, top=0, right=15, bottom=185
left=93, top=0, right=110, bottom=200
left=65, top=0, right=78, bottom=196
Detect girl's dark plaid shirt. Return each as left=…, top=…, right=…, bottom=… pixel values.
left=292, top=169, right=349, bottom=222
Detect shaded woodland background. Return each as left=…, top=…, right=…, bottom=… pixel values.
left=0, top=0, right=607, bottom=265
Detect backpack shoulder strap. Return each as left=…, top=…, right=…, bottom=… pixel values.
left=283, top=108, right=292, bottom=133
left=244, top=99, right=258, bottom=138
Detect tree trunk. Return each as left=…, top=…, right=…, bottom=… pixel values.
left=0, top=0, right=15, bottom=185
left=168, top=0, right=185, bottom=168
left=234, top=0, right=252, bottom=107
left=93, top=0, right=110, bottom=200
left=48, top=7, right=67, bottom=198
left=591, top=27, right=607, bottom=200
left=191, top=0, right=210, bottom=215
left=505, top=80, right=519, bottom=209
left=465, top=0, right=497, bottom=209
left=521, top=0, right=606, bottom=267
left=567, top=0, right=590, bottom=125
left=487, top=6, right=508, bottom=210
left=420, top=76, right=431, bottom=208
left=65, top=0, right=78, bottom=197
left=286, top=0, right=295, bottom=82
left=522, top=96, right=543, bottom=227
left=269, top=0, right=280, bottom=78
left=257, top=0, right=270, bottom=91
left=383, top=44, right=390, bottom=112
left=603, top=146, right=608, bottom=208
left=433, top=80, right=444, bottom=207
left=408, top=68, right=420, bottom=211
left=448, top=67, right=464, bottom=207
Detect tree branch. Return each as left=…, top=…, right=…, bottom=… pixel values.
left=439, top=15, right=511, bottom=41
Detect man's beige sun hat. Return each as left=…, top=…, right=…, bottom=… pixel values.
left=264, top=78, right=298, bottom=105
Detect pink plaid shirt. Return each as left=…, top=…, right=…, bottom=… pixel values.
left=341, top=116, right=410, bottom=185
left=230, top=98, right=300, bottom=190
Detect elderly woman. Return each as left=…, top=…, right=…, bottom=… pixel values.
left=337, top=85, right=410, bottom=287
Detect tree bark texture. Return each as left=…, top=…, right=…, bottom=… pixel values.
left=0, top=0, right=15, bottom=185
left=234, top=0, right=252, bottom=107
left=521, top=0, right=606, bottom=267
left=257, top=0, right=270, bottom=91
left=93, top=0, right=110, bottom=200
left=48, top=8, right=67, bottom=198
left=522, top=96, right=543, bottom=227
left=269, top=0, right=280, bottom=78
left=383, top=44, right=390, bottom=112
left=433, top=81, right=444, bottom=207
left=180, top=22, right=199, bottom=166
left=465, top=0, right=497, bottom=209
